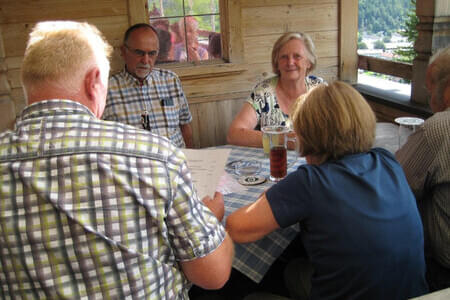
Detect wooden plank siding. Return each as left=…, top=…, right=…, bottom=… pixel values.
left=0, top=0, right=127, bottom=24
left=240, top=0, right=338, bottom=8
left=241, top=3, right=338, bottom=36
left=0, top=21, right=16, bottom=131
left=0, top=0, right=344, bottom=148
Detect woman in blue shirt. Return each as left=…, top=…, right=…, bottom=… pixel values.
left=226, top=81, right=428, bottom=300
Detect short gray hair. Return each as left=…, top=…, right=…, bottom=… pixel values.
left=429, top=46, right=450, bottom=105
left=271, top=32, right=317, bottom=76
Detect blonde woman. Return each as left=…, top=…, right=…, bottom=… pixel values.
left=227, top=32, right=323, bottom=149
left=227, top=82, right=428, bottom=300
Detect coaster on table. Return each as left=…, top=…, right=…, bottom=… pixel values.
left=238, top=175, right=266, bottom=186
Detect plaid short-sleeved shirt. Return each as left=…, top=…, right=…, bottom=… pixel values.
left=0, top=100, right=225, bottom=299
left=102, top=68, right=192, bottom=148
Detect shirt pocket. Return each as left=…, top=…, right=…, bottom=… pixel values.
left=160, top=98, right=179, bottom=129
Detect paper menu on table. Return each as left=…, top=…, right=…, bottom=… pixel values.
left=182, top=148, right=231, bottom=200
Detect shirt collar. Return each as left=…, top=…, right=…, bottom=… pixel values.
left=20, top=99, right=96, bottom=122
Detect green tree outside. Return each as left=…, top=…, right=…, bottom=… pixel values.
left=359, top=0, right=412, bottom=35
left=358, top=42, right=368, bottom=49
left=374, top=40, right=386, bottom=50
left=394, top=0, right=418, bottom=63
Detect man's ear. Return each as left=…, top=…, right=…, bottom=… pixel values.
left=444, top=82, right=450, bottom=108
left=84, top=67, right=102, bottom=101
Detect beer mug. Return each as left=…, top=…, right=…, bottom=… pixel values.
left=263, top=125, right=298, bottom=182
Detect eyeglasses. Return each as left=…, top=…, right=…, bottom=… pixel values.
left=124, top=44, right=158, bottom=58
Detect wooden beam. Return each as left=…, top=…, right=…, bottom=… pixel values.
left=241, top=0, right=336, bottom=8
left=358, top=55, right=412, bottom=80
left=0, top=0, right=127, bottom=24
left=127, top=0, right=148, bottom=26
left=339, top=0, right=358, bottom=83
left=169, top=63, right=247, bottom=81
left=227, top=0, right=244, bottom=63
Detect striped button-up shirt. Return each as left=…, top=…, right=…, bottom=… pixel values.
left=0, top=100, right=225, bottom=299
left=102, top=68, right=192, bottom=148
left=396, top=108, right=450, bottom=269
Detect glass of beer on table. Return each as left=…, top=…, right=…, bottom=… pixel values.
left=263, top=125, right=297, bottom=182
left=261, top=113, right=277, bottom=157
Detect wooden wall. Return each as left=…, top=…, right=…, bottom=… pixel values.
left=0, top=0, right=343, bottom=148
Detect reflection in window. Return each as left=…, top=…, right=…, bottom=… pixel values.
left=148, top=0, right=222, bottom=64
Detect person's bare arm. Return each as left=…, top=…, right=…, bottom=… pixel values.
left=226, top=193, right=280, bottom=243
left=226, top=102, right=263, bottom=147
left=180, top=123, right=193, bottom=148
left=180, top=192, right=233, bottom=289
left=180, top=232, right=234, bottom=289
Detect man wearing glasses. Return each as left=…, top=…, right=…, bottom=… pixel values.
left=103, top=23, right=193, bottom=148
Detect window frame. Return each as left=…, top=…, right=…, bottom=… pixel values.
left=148, top=2, right=221, bottom=64
left=351, top=0, right=414, bottom=83
left=339, top=0, right=428, bottom=110
left=127, top=0, right=246, bottom=80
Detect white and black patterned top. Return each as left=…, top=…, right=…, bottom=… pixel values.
left=0, top=100, right=225, bottom=299
left=246, top=75, right=323, bottom=129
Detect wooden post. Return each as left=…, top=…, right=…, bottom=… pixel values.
left=411, top=0, right=450, bottom=105
left=339, top=0, right=358, bottom=84
left=222, top=0, right=243, bottom=63
left=127, top=0, right=148, bottom=26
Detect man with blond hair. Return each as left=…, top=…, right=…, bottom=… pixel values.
left=0, top=21, right=233, bottom=299
left=396, top=46, right=450, bottom=291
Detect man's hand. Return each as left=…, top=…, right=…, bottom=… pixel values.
left=202, top=192, right=225, bottom=222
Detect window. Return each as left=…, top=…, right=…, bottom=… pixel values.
left=148, top=0, right=222, bottom=64
left=357, top=0, right=416, bottom=99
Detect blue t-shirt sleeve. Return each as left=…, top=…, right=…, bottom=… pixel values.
left=266, top=167, right=311, bottom=228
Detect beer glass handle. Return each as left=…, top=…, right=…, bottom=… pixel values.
left=287, top=136, right=299, bottom=169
